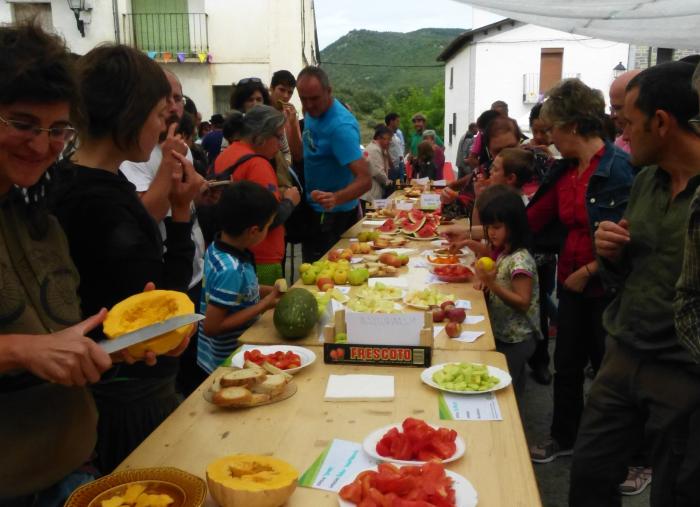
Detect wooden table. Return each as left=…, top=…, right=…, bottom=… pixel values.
left=118, top=349, right=541, bottom=507
left=240, top=234, right=496, bottom=351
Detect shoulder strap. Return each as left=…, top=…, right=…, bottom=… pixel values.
left=213, top=153, right=267, bottom=181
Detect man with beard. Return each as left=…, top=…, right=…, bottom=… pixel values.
left=120, top=69, right=206, bottom=394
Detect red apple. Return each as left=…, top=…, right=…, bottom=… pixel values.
left=432, top=308, right=446, bottom=323
left=316, top=277, right=334, bottom=292
left=440, top=300, right=456, bottom=311
left=445, top=321, right=462, bottom=338
left=328, top=250, right=341, bottom=262
left=446, top=308, right=466, bottom=323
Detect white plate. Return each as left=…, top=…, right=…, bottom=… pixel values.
left=229, top=345, right=316, bottom=374
left=421, top=362, right=512, bottom=394
left=402, top=232, right=440, bottom=241
left=337, top=468, right=477, bottom=507
left=362, top=422, right=466, bottom=465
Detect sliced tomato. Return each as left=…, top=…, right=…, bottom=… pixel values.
left=339, top=481, right=363, bottom=504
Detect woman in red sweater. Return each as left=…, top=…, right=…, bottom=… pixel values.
left=214, top=106, right=300, bottom=285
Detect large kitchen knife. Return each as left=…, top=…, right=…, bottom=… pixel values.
left=98, top=314, right=205, bottom=354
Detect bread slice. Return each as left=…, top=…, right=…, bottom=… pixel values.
left=212, top=386, right=252, bottom=407
left=239, top=392, right=271, bottom=406
left=220, top=368, right=265, bottom=388
left=252, top=374, right=288, bottom=397
left=261, top=361, right=293, bottom=381
left=243, top=360, right=267, bottom=374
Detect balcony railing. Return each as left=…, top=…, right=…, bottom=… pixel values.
left=522, top=72, right=582, bottom=103
left=122, top=13, right=209, bottom=56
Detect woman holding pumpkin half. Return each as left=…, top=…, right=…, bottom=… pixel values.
left=50, top=44, right=199, bottom=474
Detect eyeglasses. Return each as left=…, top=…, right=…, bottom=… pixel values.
left=238, top=77, right=263, bottom=86
left=0, top=115, right=76, bottom=143
left=689, top=115, right=700, bottom=135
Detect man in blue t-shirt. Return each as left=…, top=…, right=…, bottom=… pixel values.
left=296, top=66, right=371, bottom=262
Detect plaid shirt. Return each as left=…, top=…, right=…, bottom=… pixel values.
left=675, top=186, right=700, bottom=363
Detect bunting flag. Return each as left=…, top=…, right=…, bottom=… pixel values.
left=162, top=52, right=172, bottom=63
left=147, top=51, right=157, bottom=60
left=207, top=53, right=213, bottom=63
left=176, top=52, right=186, bottom=63
left=197, top=52, right=207, bottom=63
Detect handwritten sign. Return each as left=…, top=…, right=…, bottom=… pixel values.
left=420, top=193, right=441, bottom=210
left=373, top=198, right=388, bottom=209
left=396, top=200, right=414, bottom=211
left=345, top=309, right=424, bottom=346
left=299, top=439, right=377, bottom=492
left=438, top=392, right=502, bottom=421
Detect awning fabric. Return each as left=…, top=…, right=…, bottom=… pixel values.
left=455, top=1, right=700, bottom=49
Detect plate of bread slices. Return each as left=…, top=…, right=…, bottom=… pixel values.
left=204, top=361, right=297, bottom=409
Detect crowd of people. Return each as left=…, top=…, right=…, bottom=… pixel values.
left=0, top=19, right=698, bottom=507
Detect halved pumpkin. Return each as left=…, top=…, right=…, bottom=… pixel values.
left=102, top=290, right=194, bottom=358
left=206, top=455, right=298, bottom=507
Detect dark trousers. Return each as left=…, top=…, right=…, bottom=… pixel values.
left=301, top=209, right=359, bottom=263
left=529, top=260, right=557, bottom=370
left=551, top=288, right=609, bottom=448
left=497, top=338, right=536, bottom=398
left=570, top=339, right=700, bottom=507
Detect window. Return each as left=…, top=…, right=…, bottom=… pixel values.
left=213, top=85, right=233, bottom=115
left=657, top=48, right=673, bottom=64
left=539, top=48, right=564, bottom=95
left=13, top=2, right=53, bottom=32
left=449, top=67, right=454, bottom=90
left=452, top=113, right=457, bottom=136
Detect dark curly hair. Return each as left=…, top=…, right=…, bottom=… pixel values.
left=230, top=78, right=271, bottom=112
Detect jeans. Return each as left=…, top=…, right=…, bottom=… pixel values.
left=551, top=288, right=610, bottom=448
left=529, top=260, right=557, bottom=371
left=570, top=338, right=700, bottom=507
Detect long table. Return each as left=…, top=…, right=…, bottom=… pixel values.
left=118, top=349, right=541, bottom=506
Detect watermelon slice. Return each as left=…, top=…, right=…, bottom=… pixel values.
left=408, top=209, right=425, bottom=223
left=395, top=210, right=409, bottom=220
left=402, top=219, right=425, bottom=234
left=395, top=217, right=413, bottom=230
left=415, top=224, right=438, bottom=238
left=378, top=219, right=398, bottom=233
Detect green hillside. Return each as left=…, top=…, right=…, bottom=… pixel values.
left=321, top=28, right=464, bottom=96
left=320, top=28, right=466, bottom=143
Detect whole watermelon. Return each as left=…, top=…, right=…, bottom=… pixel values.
left=273, top=288, right=318, bottom=339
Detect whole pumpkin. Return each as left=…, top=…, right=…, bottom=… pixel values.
left=206, top=455, right=298, bottom=507
left=102, top=290, right=194, bottom=358
left=273, top=288, right=318, bottom=340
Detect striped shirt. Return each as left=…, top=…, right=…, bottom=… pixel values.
left=198, top=241, right=259, bottom=373
left=676, top=186, right=700, bottom=363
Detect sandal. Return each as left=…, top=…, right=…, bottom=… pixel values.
left=619, top=466, right=652, bottom=496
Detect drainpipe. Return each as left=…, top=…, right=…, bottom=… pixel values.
left=112, top=0, right=120, bottom=43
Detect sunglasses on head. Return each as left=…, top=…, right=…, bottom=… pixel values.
left=238, top=77, right=263, bottom=86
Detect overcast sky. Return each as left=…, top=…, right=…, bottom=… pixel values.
left=314, top=0, right=475, bottom=49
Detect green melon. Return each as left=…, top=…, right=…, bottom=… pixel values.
left=273, top=288, right=318, bottom=339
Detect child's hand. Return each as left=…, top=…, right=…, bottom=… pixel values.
left=475, top=260, right=497, bottom=286
left=262, top=287, right=281, bottom=311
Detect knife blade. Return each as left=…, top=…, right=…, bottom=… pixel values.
left=98, top=314, right=205, bottom=354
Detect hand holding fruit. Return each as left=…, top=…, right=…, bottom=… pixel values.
left=475, top=256, right=497, bottom=285
left=283, top=186, right=301, bottom=206
left=310, top=189, right=337, bottom=210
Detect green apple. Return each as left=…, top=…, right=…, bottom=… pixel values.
left=301, top=270, right=317, bottom=285
left=299, top=263, right=312, bottom=273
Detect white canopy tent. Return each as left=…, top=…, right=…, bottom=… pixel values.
left=454, top=0, right=700, bottom=49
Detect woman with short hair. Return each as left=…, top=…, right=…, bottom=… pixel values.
left=527, top=78, right=635, bottom=463
left=214, top=105, right=300, bottom=286
left=51, top=44, right=201, bottom=473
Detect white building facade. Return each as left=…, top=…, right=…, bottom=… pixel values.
left=0, top=0, right=319, bottom=118
left=439, top=19, right=630, bottom=167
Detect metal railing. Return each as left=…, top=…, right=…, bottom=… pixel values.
left=122, top=13, right=209, bottom=56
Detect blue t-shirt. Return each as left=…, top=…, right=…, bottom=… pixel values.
left=302, top=99, right=363, bottom=212
left=198, top=241, right=260, bottom=374
left=201, top=130, right=224, bottom=168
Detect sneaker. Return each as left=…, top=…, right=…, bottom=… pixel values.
left=619, top=466, right=652, bottom=496
left=530, top=438, right=573, bottom=463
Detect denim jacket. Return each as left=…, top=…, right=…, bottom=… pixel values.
left=528, top=141, right=635, bottom=250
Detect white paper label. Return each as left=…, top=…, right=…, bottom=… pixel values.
left=439, top=392, right=502, bottom=421
left=345, top=310, right=424, bottom=346
left=299, top=439, right=378, bottom=491
left=396, top=200, right=414, bottom=211
left=420, top=193, right=441, bottom=210
left=373, top=198, right=388, bottom=209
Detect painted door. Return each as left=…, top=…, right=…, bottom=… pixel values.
left=131, top=0, right=190, bottom=53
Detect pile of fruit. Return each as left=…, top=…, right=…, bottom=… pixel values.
left=299, top=260, right=370, bottom=290
left=376, top=417, right=458, bottom=462
left=315, top=288, right=350, bottom=317
left=404, top=288, right=455, bottom=310
left=371, top=235, right=408, bottom=249
left=242, top=349, right=301, bottom=370
left=431, top=301, right=467, bottom=338
left=339, top=462, right=456, bottom=507
left=348, top=283, right=403, bottom=314
left=432, top=363, right=501, bottom=392
left=100, top=484, right=173, bottom=507
left=432, top=264, right=474, bottom=283
left=378, top=210, right=441, bottom=240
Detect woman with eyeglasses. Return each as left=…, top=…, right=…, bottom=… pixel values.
left=50, top=44, right=200, bottom=474
left=526, top=79, right=635, bottom=464
left=213, top=105, right=300, bottom=286
left=0, top=23, right=114, bottom=504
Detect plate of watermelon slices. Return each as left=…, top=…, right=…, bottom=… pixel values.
left=391, top=210, right=442, bottom=240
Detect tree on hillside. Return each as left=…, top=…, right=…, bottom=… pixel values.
left=386, top=84, right=445, bottom=140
